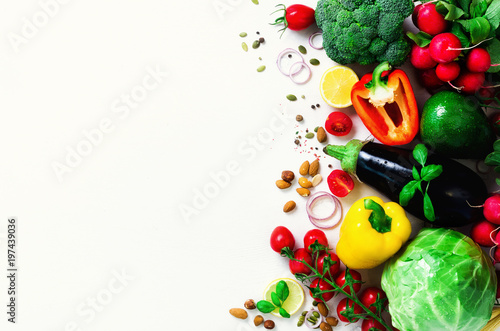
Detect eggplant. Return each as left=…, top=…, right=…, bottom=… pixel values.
left=324, top=139, right=487, bottom=227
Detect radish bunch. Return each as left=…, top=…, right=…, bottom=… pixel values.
left=469, top=195, right=500, bottom=263
left=409, top=3, right=495, bottom=95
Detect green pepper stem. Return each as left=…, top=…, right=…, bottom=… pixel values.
left=365, top=61, right=391, bottom=91
left=364, top=199, right=392, bottom=233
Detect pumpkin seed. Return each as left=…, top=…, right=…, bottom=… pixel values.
left=298, top=45, right=307, bottom=54
left=257, top=65, right=266, bottom=72
left=310, top=58, right=320, bottom=66
left=286, top=94, right=297, bottom=101
left=252, top=0, right=259, bottom=4
left=314, top=126, right=319, bottom=132
left=239, top=32, right=247, bottom=38
left=242, top=42, right=248, bottom=52
left=252, top=40, right=260, bottom=49
left=305, top=132, right=315, bottom=139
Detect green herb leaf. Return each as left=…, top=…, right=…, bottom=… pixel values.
left=436, top=1, right=467, bottom=19
left=413, top=144, right=428, bottom=166
left=451, top=22, right=471, bottom=48
left=412, top=166, right=421, bottom=181
left=457, top=0, right=472, bottom=14
left=485, top=0, right=500, bottom=30
left=399, top=180, right=420, bottom=206
left=423, top=191, right=436, bottom=221
left=406, top=31, right=433, bottom=47
left=276, top=280, right=289, bottom=302
left=471, top=0, right=488, bottom=17
left=487, top=38, right=500, bottom=73
left=279, top=307, right=291, bottom=318
left=271, top=292, right=281, bottom=307
left=457, top=17, right=491, bottom=44
left=421, top=164, right=443, bottom=181
left=496, top=178, right=500, bottom=186
left=485, top=151, right=500, bottom=166
left=494, top=139, right=500, bottom=152
left=257, top=300, right=276, bottom=313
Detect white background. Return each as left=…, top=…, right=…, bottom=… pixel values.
left=0, top=0, right=496, bottom=330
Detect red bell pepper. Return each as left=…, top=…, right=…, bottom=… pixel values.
left=351, top=62, right=419, bottom=146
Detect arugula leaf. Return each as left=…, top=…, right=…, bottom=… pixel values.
left=413, top=144, right=428, bottom=166
left=421, top=164, right=443, bottom=181
left=257, top=300, right=275, bottom=313
left=485, top=0, right=500, bottom=30
left=436, top=1, right=467, bottom=19
left=279, top=307, right=290, bottom=318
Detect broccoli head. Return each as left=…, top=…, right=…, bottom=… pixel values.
left=316, top=0, right=413, bottom=66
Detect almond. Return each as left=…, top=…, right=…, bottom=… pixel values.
left=281, top=170, right=295, bottom=183
left=326, top=317, right=338, bottom=327
left=311, top=174, right=322, bottom=187
left=296, top=188, right=310, bottom=197
left=254, top=315, right=264, bottom=326
left=318, top=302, right=328, bottom=317
left=317, top=126, right=327, bottom=143
left=320, top=322, right=333, bottom=331
left=283, top=200, right=296, bottom=213
left=309, top=159, right=320, bottom=176
left=298, top=177, right=313, bottom=188
left=229, top=308, right=248, bottom=320
left=276, top=180, right=291, bottom=189
left=299, top=161, right=310, bottom=176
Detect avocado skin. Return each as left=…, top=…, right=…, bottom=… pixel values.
left=420, top=91, right=495, bottom=159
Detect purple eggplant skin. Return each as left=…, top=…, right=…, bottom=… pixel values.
left=325, top=141, right=487, bottom=227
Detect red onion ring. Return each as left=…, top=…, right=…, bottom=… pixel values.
left=276, top=48, right=305, bottom=76
left=289, top=61, right=312, bottom=85
left=306, top=191, right=342, bottom=229
left=309, top=32, right=323, bottom=50
left=305, top=308, right=323, bottom=329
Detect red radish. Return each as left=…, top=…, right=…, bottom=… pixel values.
left=410, top=44, right=438, bottom=69
left=453, top=70, right=485, bottom=94
left=466, top=48, right=491, bottom=73
left=411, top=4, right=422, bottom=27
left=484, top=195, right=500, bottom=224
left=435, top=62, right=460, bottom=82
left=470, top=220, right=498, bottom=247
left=429, top=33, right=462, bottom=63
left=415, top=3, right=448, bottom=35
left=417, top=68, right=445, bottom=91
left=493, top=247, right=500, bottom=264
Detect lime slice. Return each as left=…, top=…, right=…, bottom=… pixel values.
left=263, top=278, right=305, bottom=317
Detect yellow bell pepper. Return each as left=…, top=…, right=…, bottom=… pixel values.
left=336, top=196, right=411, bottom=269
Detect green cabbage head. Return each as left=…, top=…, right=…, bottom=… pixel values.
left=381, top=228, right=497, bottom=331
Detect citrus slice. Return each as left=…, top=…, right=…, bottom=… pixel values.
left=263, top=278, right=305, bottom=317
left=319, top=66, right=359, bottom=108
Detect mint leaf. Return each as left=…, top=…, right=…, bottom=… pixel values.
left=421, top=164, right=443, bottom=181
left=279, top=307, right=290, bottom=318
left=271, top=292, right=281, bottom=307
left=413, top=144, right=428, bottom=166
left=276, top=280, right=289, bottom=302
left=423, top=192, right=436, bottom=221
left=399, top=180, right=420, bottom=206
left=257, top=300, right=275, bottom=313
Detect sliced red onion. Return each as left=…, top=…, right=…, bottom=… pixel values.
left=309, top=32, right=323, bottom=50
left=306, top=191, right=342, bottom=229
left=289, top=61, right=311, bottom=85
left=277, top=48, right=304, bottom=76
left=305, top=308, right=323, bottom=329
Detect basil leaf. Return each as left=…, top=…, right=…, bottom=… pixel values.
left=412, top=166, right=421, bottom=181
left=279, top=307, right=291, bottom=318
left=399, top=180, right=419, bottom=206
left=257, top=300, right=276, bottom=313
left=276, top=280, right=289, bottom=302
left=271, top=292, right=281, bottom=307
left=436, top=1, right=466, bottom=19
left=423, top=192, right=436, bottom=221
left=413, top=144, right=428, bottom=166
left=421, top=164, right=443, bottom=181
left=485, top=0, right=500, bottom=30
left=406, top=31, right=433, bottom=47
left=487, top=38, right=500, bottom=73
left=458, top=17, right=491, bottom=43
left=471, top=0, right=488, bottom=17
left=451, top=22, right=471, bottom=48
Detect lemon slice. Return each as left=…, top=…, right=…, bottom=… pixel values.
left=263, top=278, right=305, bottom=317
left=319, top=66, right=359, bottom=108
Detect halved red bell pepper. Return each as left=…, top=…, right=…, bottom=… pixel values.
left=351, top=62, right=419, bottom=146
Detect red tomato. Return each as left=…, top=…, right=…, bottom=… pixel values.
left=325, top=112, right=353, bottom=136
left=327, top=170, right=354, bottom=197
left=317, top=252, right=340, bottom=280
left=336, top=298, right=363, bottom=323
left=284, top=4, right=316, bottom=31
left=289, top=248, right=313, bottom=275
left=359, top=287, right=387, bottom=314
left=309, top=278, right=334, bottom=302
left=270, top=226, right=295, bottom=253
left=362, top=318, right=387, bottom=331
left=304, top=229, right=329, bottom=252
left=335, top=269, right=362, bottom=295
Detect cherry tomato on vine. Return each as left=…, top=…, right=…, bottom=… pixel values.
left=289, top=248, right=313, bottom=275
left=359, top=287, right=387, bottom=314
left=270, top=226, right=295, bottom=253
left=337, top=298, right=363, bottom=323
left=335, top=269, right=362, bottom=295
left=325, top=111, right=353, bottom=136
left=309, top=278, right=334, bottom=302
left=317, top=252, right=340, bottom=280
left=271, top=4, right=316, bottom=34
left=362, top=318, right=387, bottom=331
left=303, top=229, right=329, bottom=252
left=327, top=169, right=354, bottom=197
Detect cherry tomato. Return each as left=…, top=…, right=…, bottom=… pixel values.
left=281, top=4, right=316, bottom=31
left=336, top=297, right=363, bottom=323
left=359, top=287, right=387, bottom=314
left=327, top=169, right=354, bottom=197
left=304, top=229, right=329, bottom=252
left=309, top=278, right=334, bottom=302
left=335, top=269, right=362, bottom=295
left=289, top=248, right=313, bottom=275
left=362, top=318, right=387, bottom=331
left=270, top=226, right=295, bottom=253
left=325, top=112, right=353, bottom=136
left=317, top=252, right=340, bottom=280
